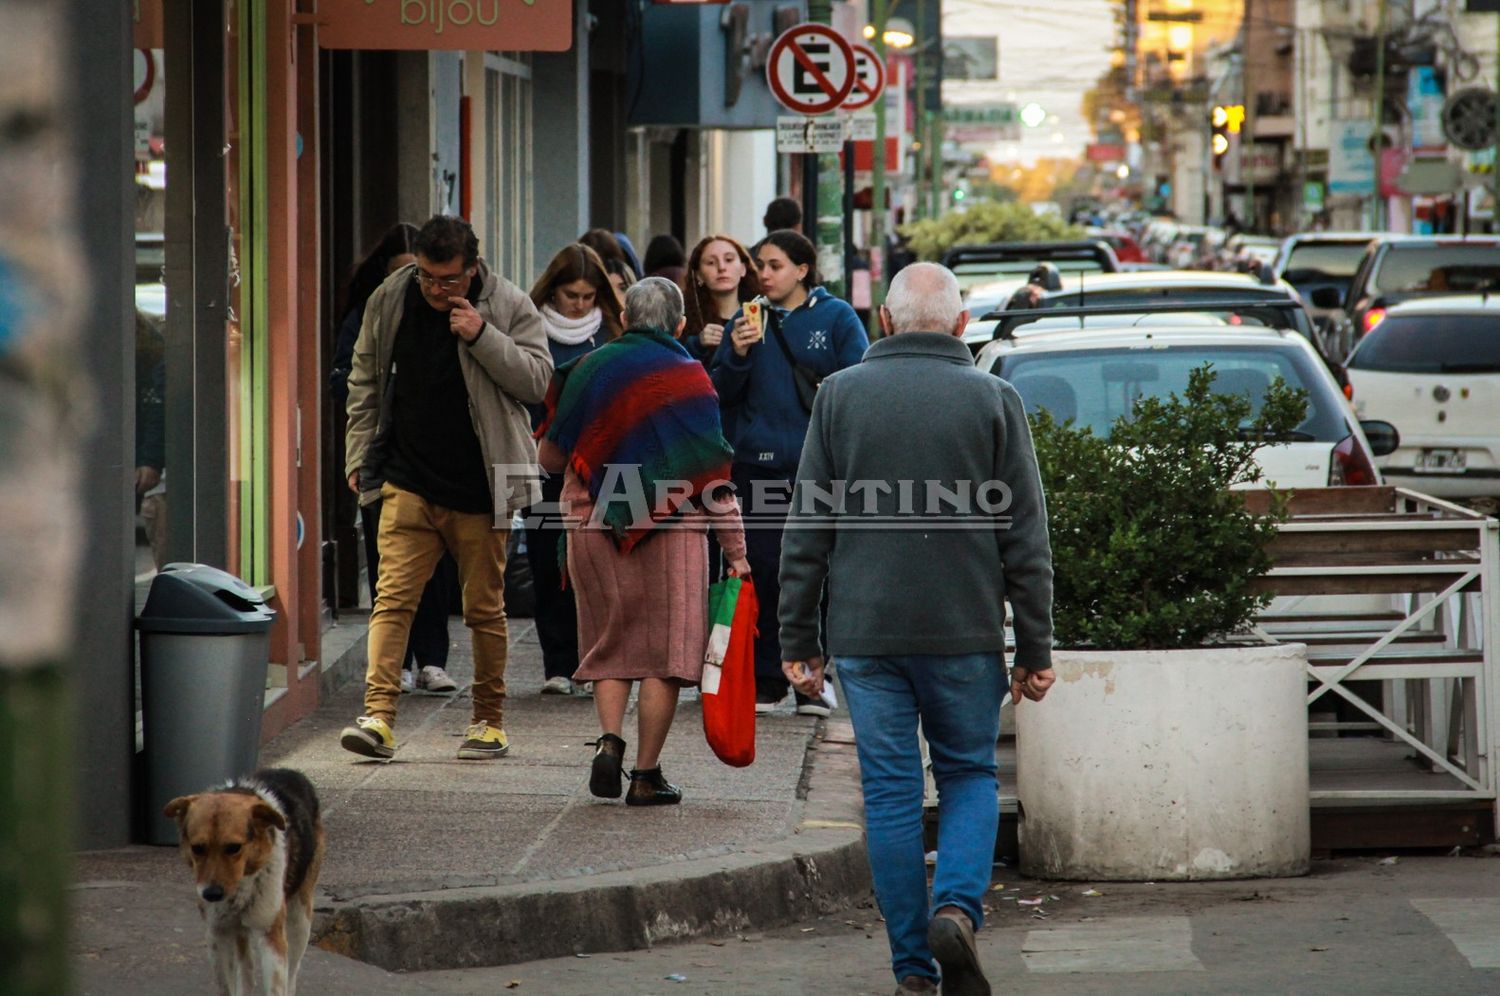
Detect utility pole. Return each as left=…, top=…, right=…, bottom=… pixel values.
left=1243, top=0, right=1256, bottom=230
left=1297, top=26, right=1311, bottom=225
left=1371, top=0, right=1388, bottom=229
left=913, top=0, right=926, bottom=221
left=871, top=0, right=888, bottom=310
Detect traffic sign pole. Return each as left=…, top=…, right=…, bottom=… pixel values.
left=871, top=0, right=888, bottom=317
left=768, top=21, right=857, bottom=297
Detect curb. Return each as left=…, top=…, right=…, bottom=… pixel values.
left=311, top=724, right=870, bottom=971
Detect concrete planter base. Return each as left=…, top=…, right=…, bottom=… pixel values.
left=1017, top=644, right=1311, bottom=881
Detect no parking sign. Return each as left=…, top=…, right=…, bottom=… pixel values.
left=766, top=23, right=856, bottom=116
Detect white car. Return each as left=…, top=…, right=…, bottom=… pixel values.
left=1344, top=295, right=1500, bottom=499
left=976, top=326, right=1397, bottom=490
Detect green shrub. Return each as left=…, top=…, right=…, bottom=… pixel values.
left=1028, top=365, right=1309, bottom=650
left=899, top=201, right=1083, bottom=261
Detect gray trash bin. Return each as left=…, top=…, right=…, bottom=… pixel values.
left=137, top=564, right=276, bottom=845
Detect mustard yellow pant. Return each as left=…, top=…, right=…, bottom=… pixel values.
left=365, top=483, right=509, bottom=726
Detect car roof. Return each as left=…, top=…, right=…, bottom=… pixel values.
left=1280, top=231, right=1384, bottom=246
left=1375, top=235, right=1500, bottom=249
left=1384, top=294, right=1500, bottom=316
left=1039, top=270, right=1295, bottom=295
left=996, top=325, right=1297, bottom=354
left=944, top=239, right=1115, bottom=261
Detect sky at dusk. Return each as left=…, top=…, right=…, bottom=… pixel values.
left=942, top=0, right=1117, bottom=164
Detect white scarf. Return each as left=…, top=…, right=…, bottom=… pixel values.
left=541, top=304, right=603, bottom=346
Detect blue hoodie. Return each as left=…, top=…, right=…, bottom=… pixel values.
left=711, top=286, right=868, bottom=474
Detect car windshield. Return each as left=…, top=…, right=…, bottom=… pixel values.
left=1347, top=314, right=1500, bottom=373
left=998, top=344, right=1347, bottom=440
left=1371, top=245, right=1500, bottom=294
left=1282, top=242, right=1365, bottom=284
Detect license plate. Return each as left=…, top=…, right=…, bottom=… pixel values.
left=1416, top=448, right=1467, bottom=473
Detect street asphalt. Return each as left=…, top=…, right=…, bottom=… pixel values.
left=71, top=618, right=1500, bottom=994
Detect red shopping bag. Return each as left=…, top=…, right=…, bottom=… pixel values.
left=702, top=574, right=758, bottom=767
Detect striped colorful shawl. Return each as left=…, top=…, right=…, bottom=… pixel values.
left=538, top=327, right=733, bottom=552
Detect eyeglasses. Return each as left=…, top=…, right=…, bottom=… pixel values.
left=414, top=268, right=472, bottom=292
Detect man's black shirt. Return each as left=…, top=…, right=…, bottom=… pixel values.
left=382, top=277, right=493, bottom=514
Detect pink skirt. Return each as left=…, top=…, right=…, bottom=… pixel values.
left=567, top=519, right=712, bottom=685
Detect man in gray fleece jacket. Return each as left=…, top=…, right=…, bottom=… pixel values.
left=779, top=262, right=1054, bottom=996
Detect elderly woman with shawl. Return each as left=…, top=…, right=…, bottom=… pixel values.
left=538, top=277, right=750, bottom=806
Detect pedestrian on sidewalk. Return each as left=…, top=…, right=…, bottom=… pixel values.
left=527, top=244, right=624, bottom=697
left=330, top=221, right=459, bottom=695
left=779, top=262, right=1056, bottom=996
left=537, top=277, right=749, bottom=806
left=682, top=234, right=759, bottom=368
left=642, top=233, right=687, bottom=286
left=341, top=214, right=553, bottom=761
left=710, top=229, right=867, bottom=715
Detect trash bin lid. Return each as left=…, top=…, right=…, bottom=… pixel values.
left=136, top=563, right=277, bottom=634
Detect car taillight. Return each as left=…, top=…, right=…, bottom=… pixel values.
left=1343, top=383, right=1354, bottom=401
left=1329, top=434, right=1379, bottom=486
left=1363, top=308, right=1386, bottom=333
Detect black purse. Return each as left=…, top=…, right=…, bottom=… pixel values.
left=767, top=310, right=822, bottom=414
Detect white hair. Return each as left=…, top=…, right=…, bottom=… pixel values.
left=624, top=276, right=684, bottom=331
left=884, top=262, right=963, bottom=334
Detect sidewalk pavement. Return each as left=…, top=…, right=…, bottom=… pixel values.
left=72, top=618, right=871, bottom=992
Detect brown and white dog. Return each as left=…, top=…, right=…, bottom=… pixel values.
left=164, top=768, right=324, bottom=996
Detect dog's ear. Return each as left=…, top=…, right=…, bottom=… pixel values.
left=251, top=802, right=287, bottom=833
left=163, top=795, right=197, bottom=822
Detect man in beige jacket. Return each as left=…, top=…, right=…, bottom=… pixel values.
left=342, top=215, right=552, bottom=761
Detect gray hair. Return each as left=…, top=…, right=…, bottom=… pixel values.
left=884, top=262, right=963, bottom=334
left=624, top=276, right=685, bottom=332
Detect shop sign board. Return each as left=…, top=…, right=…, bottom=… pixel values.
left=1408, top=66, right=1448, bottom=152
left=767, top=23, right=856, bottom=115
left=1243, top=142, right=1283, bottom=185
left=313, top=0, right=574, bottom=51
left=943, top=103, right=1021, bottom=143
left=133, top=0, right=163, bottom=49
left=1328, top=120, right=1375, bottom=195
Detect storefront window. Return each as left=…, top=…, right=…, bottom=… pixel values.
left=485, top=54, right=534, bottom=289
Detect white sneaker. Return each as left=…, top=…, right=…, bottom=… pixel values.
left=400, top=669, right=414, bottom=694
left=419, top=665, right=458, bottom=693
left=573, top=681, right=594, bottom=697
left=541, top=675, right=573, bottom=696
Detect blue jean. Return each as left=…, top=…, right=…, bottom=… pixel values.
left=837, top=652, right=1005, bottom=984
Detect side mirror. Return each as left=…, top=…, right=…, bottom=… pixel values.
left=1360, top=419, right=1400, bottom=458
left=1310, top=287, right=1343, bottom=310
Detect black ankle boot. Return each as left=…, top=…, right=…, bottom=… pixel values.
left=588, top=733, right=627, bottom=799
left=625, top=767, right=682, bottom=806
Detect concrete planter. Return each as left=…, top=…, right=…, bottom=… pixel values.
left=1017, top=644, right=1310, bottom=881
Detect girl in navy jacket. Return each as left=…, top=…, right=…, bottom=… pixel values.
left=710, top=230, right=868, bottom=711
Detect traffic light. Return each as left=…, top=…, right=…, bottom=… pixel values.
left=1211, top=104, right=1243, bottom=172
